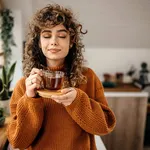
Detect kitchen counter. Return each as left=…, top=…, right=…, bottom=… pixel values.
left=104, top=82, right=149, bottom=97
left=102, top=90, right=149, bottom=150
left=104, top=83, right=141, bottom=92
left=105, top=91, right=148, bottom=97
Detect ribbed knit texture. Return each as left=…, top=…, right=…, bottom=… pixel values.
left=48, top=64, right=64, bottom=71
left=7, top=67, right=116, bottom=150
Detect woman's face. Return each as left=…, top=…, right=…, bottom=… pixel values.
left=40, top=24, right=70, bottom=66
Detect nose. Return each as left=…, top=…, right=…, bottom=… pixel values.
left=50, top=36, right=58, bottom=46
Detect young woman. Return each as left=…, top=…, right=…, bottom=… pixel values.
left=7, top=4, right=116, bottom=150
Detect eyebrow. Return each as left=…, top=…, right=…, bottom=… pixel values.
left=41, top=29, right=68, bottom=33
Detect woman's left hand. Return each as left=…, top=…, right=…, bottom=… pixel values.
left=51, top=88, right=77, bottom=106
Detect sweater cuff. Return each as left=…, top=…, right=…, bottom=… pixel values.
left=16, top=94, right=44, bottom=116
left=16, top=94, right=44, bottom=109
left=24, top=93, right=43, bottom=103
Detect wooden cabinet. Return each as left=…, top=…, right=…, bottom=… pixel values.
left=101, top=92, right=148, bottom=150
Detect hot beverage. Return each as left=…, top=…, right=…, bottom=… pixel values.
left=42, top=70, right=64, bottom=90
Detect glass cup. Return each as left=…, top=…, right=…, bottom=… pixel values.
left=42, top=70, right=64, bottom=90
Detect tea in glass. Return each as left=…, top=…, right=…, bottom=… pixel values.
left=42, top=70, right=64, bottom=90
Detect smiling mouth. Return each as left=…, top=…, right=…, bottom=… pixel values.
left=48, top=49, right=61, bottom=53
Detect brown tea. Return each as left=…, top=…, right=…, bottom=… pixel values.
left=43, top=77, right=64, bottom=90
left=42, top=70, right=64, bottom=90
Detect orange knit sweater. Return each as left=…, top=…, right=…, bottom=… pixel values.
left=7, top=67, right=116, bottom=150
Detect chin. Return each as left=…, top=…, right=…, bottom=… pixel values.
left=47, top=56, right=65, bottom=61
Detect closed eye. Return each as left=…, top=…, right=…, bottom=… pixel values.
left=42, top=34, right=51, bottom=38
left=44, top=36, right=51, bottom=38
left=58, top=36, right=66, bottom=38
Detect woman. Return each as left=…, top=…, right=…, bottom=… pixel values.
left=7, top=4, right=116, bottom=150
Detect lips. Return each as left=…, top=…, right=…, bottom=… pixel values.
left=48, top=48, right=61, bottom=53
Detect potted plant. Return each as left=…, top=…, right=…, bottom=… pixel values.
left=0, top=7, right=16, bottom=115
left=0, top=62, right=16, bottom=115
left=0, top=107, right=5, bottom=127
left=0, top=8, right=16, bottom=68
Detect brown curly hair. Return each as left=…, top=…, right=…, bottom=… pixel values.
left=23, top=4, right=87, bottom=87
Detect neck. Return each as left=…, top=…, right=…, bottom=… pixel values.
left=47, top=59, right=64, bottom=68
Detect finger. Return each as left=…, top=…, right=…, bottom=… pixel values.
left=28, top=74, right=43, bottom=85
left=56, top=99, right=72, bottom=104
left=26, top=79, right=41, bottom=88
left=63, top=102, right=71, bottom=106
left=28, top=81, right=41, bottom=89
left=26, top=75, right=41, bottom=86
left=36, top=83, right=41, bottom=89
left=30, top=68, right=43, bottom=76
left=29, top=73, right=43, bottom=82
left=26, top=79, right=33, bottom=86
left=59, top=101, right=71, bottom=106
left=30, top=76, right=42, bottom=85
left=27, top=83, right=37, bottom=90
left=53, top=98, right=71, bottom=105
left=51, top=94, right=68, bottom=100
left=61, top=87, right=74, bottom=94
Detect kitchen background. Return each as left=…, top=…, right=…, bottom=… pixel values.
left=2, top=0, right=150, bottom=88
left=1, top=0, right=150, bottom=150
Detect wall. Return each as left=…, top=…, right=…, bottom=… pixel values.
left=3, top=0, right=150, bottom=86
left=11, top=10, right=23, bottom=88
left=4, top=0, right=150, bottom=48
left=84, top=48, right=150, bottom=80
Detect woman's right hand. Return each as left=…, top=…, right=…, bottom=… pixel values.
left=25, top=68, right=43, bottom=97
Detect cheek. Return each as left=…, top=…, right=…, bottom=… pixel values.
left=63, top=39, right=70, bottom=49
left=64, top=42, right=70, bottom=54
left=40, top=39, right=48, bottom=50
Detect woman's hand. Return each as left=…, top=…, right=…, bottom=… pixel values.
left=25, top=68, right=43, bottom=97
left=51, top=88, right=77, bottom=106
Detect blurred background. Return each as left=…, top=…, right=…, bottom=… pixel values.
left=1, top=0, right=150, bottom=87
left=0, top=0, right=150, bottom=150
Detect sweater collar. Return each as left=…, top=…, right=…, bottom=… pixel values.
left=48, top=64, right=65, bottom=71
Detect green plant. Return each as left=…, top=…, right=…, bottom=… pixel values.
left=0, top=8, right=16, bottom=68
left=0, top=62, right=16, bottom=100
left=0, top=107, right=4, bottom=117
left=0, top=107, right=5, bottom=127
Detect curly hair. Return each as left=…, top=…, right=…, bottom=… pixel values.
left=23, top=4, right=88, bottom=87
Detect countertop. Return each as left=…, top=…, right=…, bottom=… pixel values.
left=104, top=83, right=149, bottom=97
left=104, top=83, right=141, bottom=92
left=104, top=91, right=149, bottom=97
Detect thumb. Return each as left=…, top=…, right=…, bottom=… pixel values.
left=61, top=88, right=73, bottom=94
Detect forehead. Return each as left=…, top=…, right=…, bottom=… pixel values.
left=41, top=24, right=68, bottom=33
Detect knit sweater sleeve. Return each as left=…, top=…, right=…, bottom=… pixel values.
left=7, top=77, right=44, bottom=149
left=65, top=68, right=116, bottom=135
